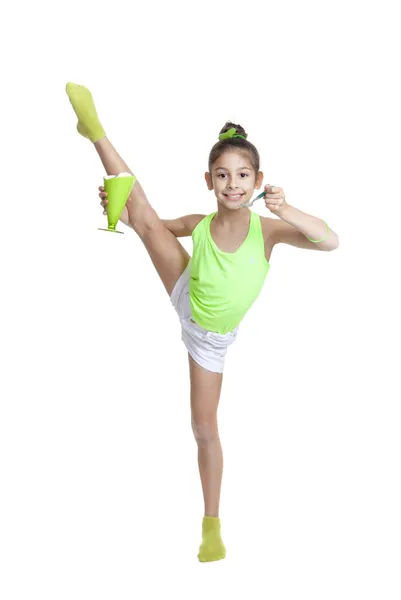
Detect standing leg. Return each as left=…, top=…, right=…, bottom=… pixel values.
left=66, top=82, right=190, bottom=295
left=188, top=353, right=227, bottom=562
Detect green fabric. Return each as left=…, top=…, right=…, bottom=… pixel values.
left=66, top=82, right=106, bottom=143
left=198, top=516, right=226, bottom=562
left=190, top=211, right=270, bottom=334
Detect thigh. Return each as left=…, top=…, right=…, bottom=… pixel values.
left=188, top=353, right=224, bottom=425
left=139, top=220, right=191, bottom=297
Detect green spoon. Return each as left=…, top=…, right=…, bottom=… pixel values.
left=238, top=190, right=266, bottom=208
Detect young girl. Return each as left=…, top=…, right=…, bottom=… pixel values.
left=66, top=82, right=339, bottom=563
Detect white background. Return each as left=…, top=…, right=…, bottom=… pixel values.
left=1, top=0, right=400, bottom=598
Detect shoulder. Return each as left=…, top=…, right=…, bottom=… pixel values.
left=181, top=213, right=207, bottom=235
left=259, top=215, right=279, bottom=245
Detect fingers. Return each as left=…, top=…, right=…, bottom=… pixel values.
left=99, top=187, right=108, bottom=214
left=264, top=184, right=286, bottom=213
left=264, top=184, right=281, bottom=195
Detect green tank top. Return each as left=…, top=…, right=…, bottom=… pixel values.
left=189, top=211, right=270, bottom=334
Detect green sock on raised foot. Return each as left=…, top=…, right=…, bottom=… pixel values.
left=65, top=82, right=106, bottom=143
left=198, top=516, right=226, bottom=563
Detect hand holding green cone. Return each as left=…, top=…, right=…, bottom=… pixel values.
left=98, top=173, right=136, bottom=234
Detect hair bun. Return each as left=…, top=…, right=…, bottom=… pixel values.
left=219, top=121, right=247, bottom=140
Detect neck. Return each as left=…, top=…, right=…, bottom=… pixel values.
left=214, top=205, right=250, bottom=227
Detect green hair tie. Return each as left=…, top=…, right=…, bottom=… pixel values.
left=306, top=220, right=330, bottom=243
left=218, top=127, right=246, bottom=141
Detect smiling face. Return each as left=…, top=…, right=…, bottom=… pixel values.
left=205, top=150, right=264, bottom=210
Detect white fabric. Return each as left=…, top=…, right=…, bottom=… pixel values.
left=169, top=259, right=239, bottom=373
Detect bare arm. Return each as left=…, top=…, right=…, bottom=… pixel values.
left=118, top=207, right=205, bottom=238
left=270, top=205, right=339, bottom=251
left=119, top=210, right=205, bottom=237
left=161, top=214, right=206, bottom=237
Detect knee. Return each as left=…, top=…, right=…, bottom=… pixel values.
left=191, top=417, right=219, bottom=445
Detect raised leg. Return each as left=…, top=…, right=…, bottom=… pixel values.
left=94, top=138, right=190, bottom=295
left=66, top=83, right=190, bottom=296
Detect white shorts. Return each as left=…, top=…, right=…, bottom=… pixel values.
left=169, top=259, right=239, bottom=373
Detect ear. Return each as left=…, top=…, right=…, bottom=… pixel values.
left=254, top=171, right=264, bottom=190
left=205, top=172, right=214, bottom=190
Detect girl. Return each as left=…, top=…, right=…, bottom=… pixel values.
left=66, top=82, right=339, bottom=563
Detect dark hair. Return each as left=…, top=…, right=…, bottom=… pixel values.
left=208, top=121, right=260, bottom=174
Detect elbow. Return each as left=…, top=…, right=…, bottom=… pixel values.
left=328, top=234, right=340, bottom=250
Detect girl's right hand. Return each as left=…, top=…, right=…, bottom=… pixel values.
left=99, top=186, right=108, bottom=215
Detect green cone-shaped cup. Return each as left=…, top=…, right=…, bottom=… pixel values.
left=98, top=174, right=136, bottom=234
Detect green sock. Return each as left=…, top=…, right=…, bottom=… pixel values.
left=197, top=516, right=226, bottom=563
left=65, top=82, right=106, bottom=143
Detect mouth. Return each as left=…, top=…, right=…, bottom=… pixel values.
left=223, top=193, right=244, bottom=201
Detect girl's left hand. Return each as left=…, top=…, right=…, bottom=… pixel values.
left=264, top=184, right=288, bottom=216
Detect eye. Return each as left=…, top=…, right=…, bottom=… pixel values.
left=217, top=173, right=249, bottom=178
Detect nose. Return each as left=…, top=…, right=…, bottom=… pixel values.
left=227, top=178, right=238, bottom=190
